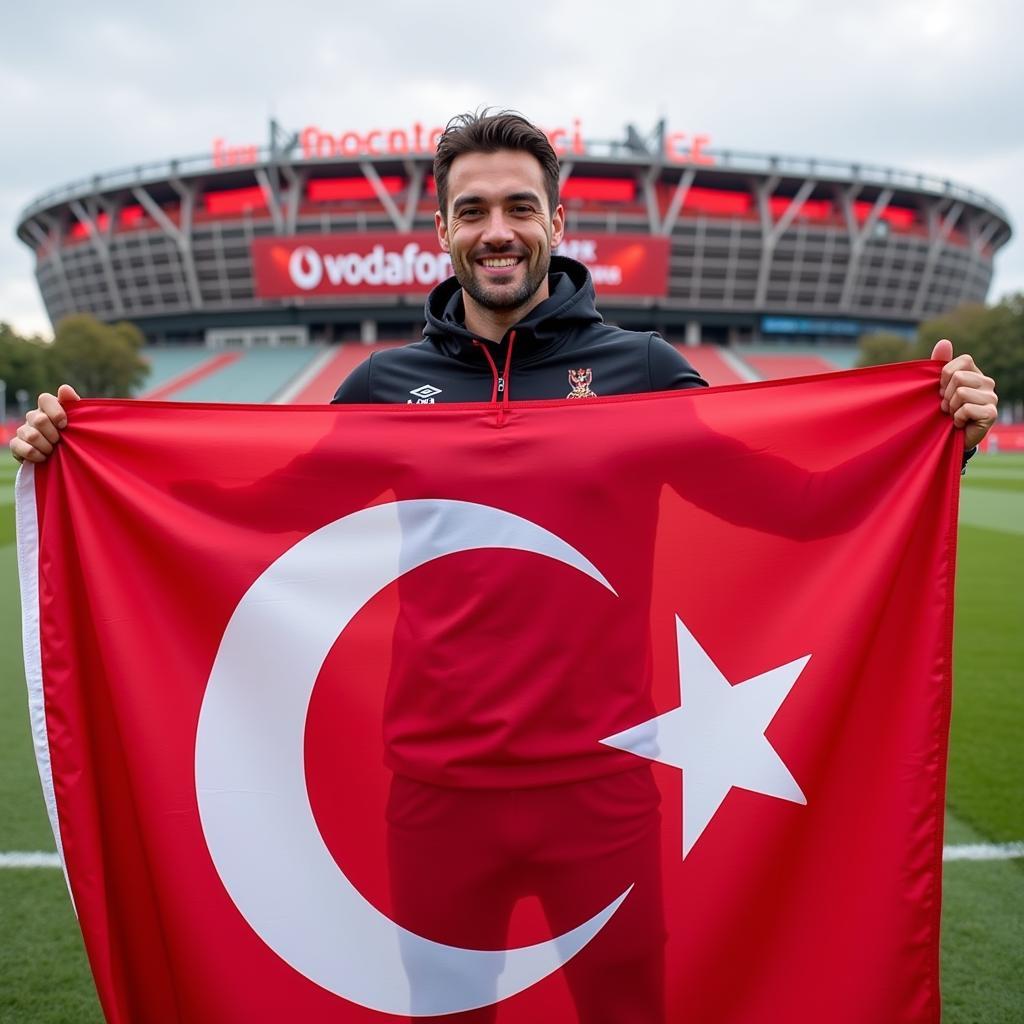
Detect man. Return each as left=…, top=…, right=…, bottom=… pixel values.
left=332, top=112, right=706, bottom=407
left=9, top=112, right=1001, bottom=1024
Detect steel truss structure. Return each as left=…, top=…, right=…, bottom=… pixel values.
left=16, top=124, right=1012, bottom=345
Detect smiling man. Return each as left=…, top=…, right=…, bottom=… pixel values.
left=438, top=138, right=563, bottom=331
left=439, top=147, right=561, bottom=329
left=330, top=111, right=709, bottom=406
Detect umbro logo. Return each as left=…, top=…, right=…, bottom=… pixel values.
left=408, top=384, right=442, bottom=404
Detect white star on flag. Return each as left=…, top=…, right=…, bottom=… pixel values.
left=601, top=616, right=810, bottom=858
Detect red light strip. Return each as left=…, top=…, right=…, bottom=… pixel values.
left=561, top=178, right=636, bottom=202
left=59, top=183, right=921, bottom=241
left=204, top=186, right=268, bottom=215
left=120, top=205, right=145, bottom=226
left=307, top=177, right=404, bottom=201
left=768, top=196, right=833, bottom=219
left=684, top=187, right=751, bottom=215
left=853, top=200, right=916, bottom=228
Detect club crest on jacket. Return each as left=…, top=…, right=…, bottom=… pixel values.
left=567, top=368, right=596, bottom=399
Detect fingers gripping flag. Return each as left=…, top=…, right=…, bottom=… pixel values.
left=17, top=363, right=961, bottom=1023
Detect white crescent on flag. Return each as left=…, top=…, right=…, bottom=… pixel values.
left=194, top=499, right=631, bottom=1017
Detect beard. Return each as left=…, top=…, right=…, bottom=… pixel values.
left=454, top=249, right=551, bottom=311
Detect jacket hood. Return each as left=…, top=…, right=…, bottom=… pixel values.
left=422, top=256, right=603, bottom=363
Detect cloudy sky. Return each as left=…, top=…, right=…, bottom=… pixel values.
left=2, top=0, right=1021, bottom=336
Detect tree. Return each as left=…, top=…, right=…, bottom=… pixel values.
left=47, top=315, right=148, bottom=398
left=854, top=332, right=915, bottom=368
left=914, top=303, right=991, bottom=359
left=918, top=295, right=1024, bottom=411
left=856, top=295, right=1024, bottom=414
left=0, top=322, right=50, bottom=399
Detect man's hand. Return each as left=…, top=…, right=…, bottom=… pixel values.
left=932, top=339, right=998, bottom=450
left=9, top=384, right=81, bottom=464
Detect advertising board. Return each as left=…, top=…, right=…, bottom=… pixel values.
left=251, top=233, right=670, bottom=299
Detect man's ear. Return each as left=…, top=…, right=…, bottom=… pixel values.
left=435, top=210, right=449, bottom=252
left=550, top=203, right=565, bottom=248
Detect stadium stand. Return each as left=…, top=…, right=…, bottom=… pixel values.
left=807, top=346, right=861, bottom=370
left=140, top=346, right=227, bottom=396
left=741, top=352, right=850, bottom=381
left=134, top=341, right=880, bottom=404
left=141, top=351, right=242, bottom=400
left=285, top=341, right=406, bottom=404
left=169, top=347, right=326, bottom=404
left=671, top=344, right=751, bottom=387
left=133, top=341, right=875, bottom=405
left=740, top=344, right=860, bottom=370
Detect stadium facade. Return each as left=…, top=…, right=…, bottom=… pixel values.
left=15, top=118, right=1013, bottom=349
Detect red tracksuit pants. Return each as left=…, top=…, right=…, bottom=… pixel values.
left=386, top=766, right=666, bottom=1023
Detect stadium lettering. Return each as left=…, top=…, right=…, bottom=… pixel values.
left=300, top=124, right=448, bottom=158
left=287, top=244, right=453, bottom=290
left=297, top=120, right=589, bottom=159
left=212, top=138, right=260, bottom=168
left=547, top=120, right=586, bottom=157
left=213, top=122, right=713, bottom=165
left=556, top=239, right=622, bottom=284
left=556, top=239, right=598, bottom=262
left=664, top=132, right=714, bottom=165
left=589, top=264, right=623, bottom=286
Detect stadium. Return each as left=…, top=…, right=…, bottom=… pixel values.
left=14, top=117, right=1013, bottom=399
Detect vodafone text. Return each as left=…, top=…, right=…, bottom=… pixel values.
left=288, top=244, right=453, bottom=291
left=250, top=233, right=669, bottom=298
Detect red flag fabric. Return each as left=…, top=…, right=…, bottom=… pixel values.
left=17, top=362, right=961, bottom=1024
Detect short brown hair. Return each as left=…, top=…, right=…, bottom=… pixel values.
left=434, top=110, right=560, bottom=221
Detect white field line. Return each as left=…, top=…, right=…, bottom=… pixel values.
left=3, top=842, right=1023, bottom=869
left=1, top=852, right=62, bottom=868
left=942, top=841, right=1024, bottom=862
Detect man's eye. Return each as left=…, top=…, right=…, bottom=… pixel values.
left=511, top=205, right=535, bottom=215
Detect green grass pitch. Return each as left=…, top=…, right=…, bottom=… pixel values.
left=0, top=454, right=1021, bottom=1022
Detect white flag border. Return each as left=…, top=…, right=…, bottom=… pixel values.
left=15, top=463, right=75, bottom=910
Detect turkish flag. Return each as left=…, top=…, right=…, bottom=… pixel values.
left=17, top=362, right=960, bottom=1023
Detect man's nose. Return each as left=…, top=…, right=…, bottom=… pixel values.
left=481, top=210, right=515, bottom=246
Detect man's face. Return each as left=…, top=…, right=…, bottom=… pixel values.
left=436, top=149, right=565, bottom=314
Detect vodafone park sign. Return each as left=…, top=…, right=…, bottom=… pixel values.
left=250, top=234, right=670, bottom=299
left=282, top=239, right=452, bottom=292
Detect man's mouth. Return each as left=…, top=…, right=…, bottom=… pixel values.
left=477, top=256, right=522, bottom=270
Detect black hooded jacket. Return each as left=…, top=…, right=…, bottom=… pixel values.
left=332, top=256, right=708, bottom=404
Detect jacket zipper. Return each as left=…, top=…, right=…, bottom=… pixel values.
left=473, top=330, right=516, bottom=425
